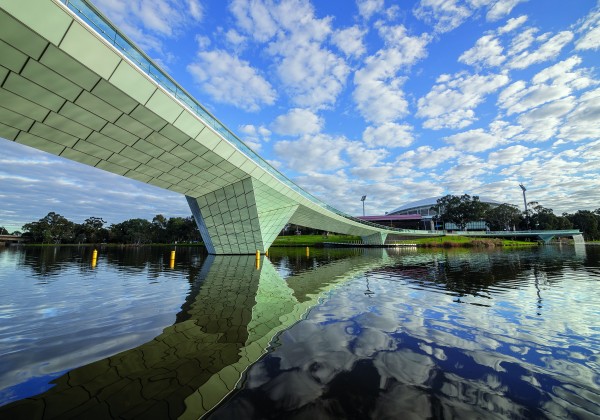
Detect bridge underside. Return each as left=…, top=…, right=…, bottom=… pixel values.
left=0, top=0, right=440, bottom=254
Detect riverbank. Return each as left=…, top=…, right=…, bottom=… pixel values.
left=271, top=235, right=537, bottom=248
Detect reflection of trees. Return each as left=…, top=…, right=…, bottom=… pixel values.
left=369, top=248, right=583, bottom=300
left=16, top=246, right=204, bottom=278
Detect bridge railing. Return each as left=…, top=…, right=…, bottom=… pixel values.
left=59, top=0, right=416, bottom=234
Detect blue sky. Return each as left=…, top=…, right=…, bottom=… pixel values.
left=1, top=0, right=599, bottom=232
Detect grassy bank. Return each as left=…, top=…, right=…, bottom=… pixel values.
left=393, top=236, right=537, bottom=248
left=272, top=234, right=361, bottom=247
left=271, top=234, right=536, bottom=248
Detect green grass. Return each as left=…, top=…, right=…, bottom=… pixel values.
left=272, top=234, right=361, bottom=247
left=392, top=236, right=537, bottom=247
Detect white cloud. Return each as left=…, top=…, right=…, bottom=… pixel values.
left=498, top=15, right=527, bottom=33
left=230, top=0, right=349, bottom=109
left=332, top=26, right=367, bottom=58
left=93, top=0, right=203, bottom=54
left=224, top=29, right=247, bottom=47
left=559, top=87, right=600, bottom=142
left=508, top=27, right=537, bottom=54
left=459, top=34, right=505, bottom=68
left=443, top=129, right=505, bottom=152
left=187, top=50, right=276, bottom=111
left=413, top=0, right=472, bottom=33
left=273, top=134, right=348, bottom=172
left=346, top=143, right=389, bottom=168
left=239, top=124, right=271, bottom=151
left=498, top=56, right=594, bottom=116
left=417, top=72, right=510, bottom=129
left=362, top=123, right=414, bottom=148
left=229, top=0, right=278, bottom=42
left=396, top=146, right=459, bottom=169
left=575, top=3, right=600, bottom=51
left=516, top=96, right=575, bottom=142
left=275, top=43, right=349, bottom=109
left=508, top=31, right=574, bottom=70
left=488, top=145, right=537, bottom=165
left=271, top=109, right=323, bottom=136
left=486, top=0, right=527, bottom=21
left=413, top=0, right=526, bottom=33
left=354, top=25, right=429, bottom=123
left=440, top=155, right=487, bottom=191
left=357, top=0, right=385, bottom=20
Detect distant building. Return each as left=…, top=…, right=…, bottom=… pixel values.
left=359, top=196, right=503, bottom=231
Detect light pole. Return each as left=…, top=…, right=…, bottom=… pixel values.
left=361, top=195, right=367, bottom=216
left=519, top=183, right=529, bottom=230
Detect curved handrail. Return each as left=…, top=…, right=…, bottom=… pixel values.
left=60, top=0, right=416, bottom=234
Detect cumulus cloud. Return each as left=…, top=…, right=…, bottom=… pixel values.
left=413, top=0, right=526, bottom=33
left=459, top=34, right=505, bottom=67
left=486, top=0, right=527, bottom=21
left=239, top=124, right=272, bottom=151
left=507, top=31, right=574, bottom=69
left=354, top=24, right=429, bottom=123
left=271, top=109, right=323, bottom=136
left=187, top=50, right=276, bottom=111
left=331, top=26, right=367, bottom=58
left=273, top=134, right=348, bottom=172
left=357, top=0, right=385, bottom=20
left=396, top=146, right=459, bottom=169
left=417, top=72, right=510, bottom=130
left=362, top=123, right=414, bottom=148
left=275, top=43, right=349, bottom=109
left=487, top=145, right=537, bottom=165
left=498, top=15, right=527, bottom=33
left=575, top=3, right=600, bottom=51
left=93, top=0, right=203, bottom=55
left=498, top=56, right=594, bottom=116
left=516, top=97, right=576, bottom=141
left=558, top=87, right=600, bottom=142
left=443, top=129, right=505, bottom=152
left=229, top=0, right=350, bottom=109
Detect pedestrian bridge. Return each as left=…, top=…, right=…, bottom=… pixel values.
left=0, top=0, right=443, bottom=254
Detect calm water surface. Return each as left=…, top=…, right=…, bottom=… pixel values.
left=0, top=245, right=598, bottom=419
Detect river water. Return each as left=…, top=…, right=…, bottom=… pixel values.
left=0, top=245, right=598, bottom=419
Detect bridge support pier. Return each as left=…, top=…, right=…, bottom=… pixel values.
left=361, top=233, right=388, bottom=245
left=537, top=234, right=555, bottom=244
left=187, top=177, right=298, bottom=254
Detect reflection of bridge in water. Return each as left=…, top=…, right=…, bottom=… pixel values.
left=0, top=248, right=403, bottom=419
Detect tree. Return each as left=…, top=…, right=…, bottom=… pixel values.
left=567, top=210, right=600, bottom=240
left=435, top=195, right=491, bottom=231
left=78, top=217, right=108, bottom=243
left=109, top=219, right=153, bottom=244
left=152, top=214, right=168, bottom=243
left=0, top=226, right=8, bottom=235
left=22, top=212, right=75, bottom=243
left=484, top=203, right=522, bottom=231
left=528, top=202, right=560, bottom=230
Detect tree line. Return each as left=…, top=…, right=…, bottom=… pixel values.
left=434, top=194, right=600, bottom=240
left=9, top=212, right=201, bottom=244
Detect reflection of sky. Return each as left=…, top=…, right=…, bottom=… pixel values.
left=0, top=247, right=193, bottom=405
left=212, top=247, right=600, bottom=419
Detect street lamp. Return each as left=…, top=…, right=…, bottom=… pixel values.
left=519, top=183, right=529, bottom=230
left=361, top=195, right=367, bottom=216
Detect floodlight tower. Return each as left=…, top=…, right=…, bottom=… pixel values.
left=361, top=195, right=367, bottom=216
left=519, top=183, right=529, bottom=230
